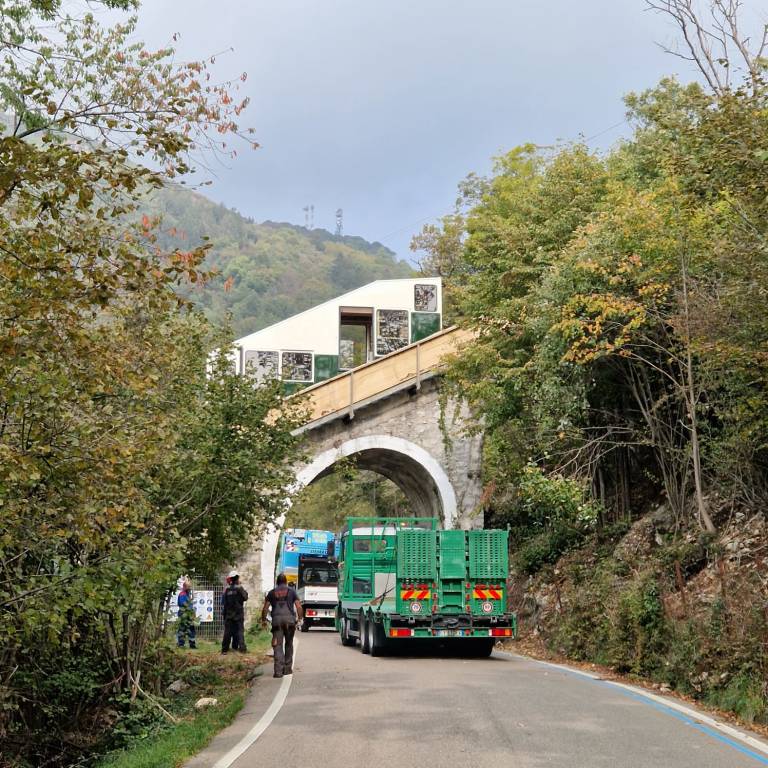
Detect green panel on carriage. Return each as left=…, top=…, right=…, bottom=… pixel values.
left=468, top=530, right=508, bottom=580
left=396, top=529, right=437, bottom=580
left=438, top=530, right=467, bottom=579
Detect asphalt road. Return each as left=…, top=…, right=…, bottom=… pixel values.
left=189, top=629, right=768, bottom=768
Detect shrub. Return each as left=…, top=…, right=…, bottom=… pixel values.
left=508, top=464, right=602, bottom=574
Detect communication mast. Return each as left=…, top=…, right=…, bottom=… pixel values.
left=303, top=204, right=315, bottom=229
left=335, top=208, right=343, bottom=237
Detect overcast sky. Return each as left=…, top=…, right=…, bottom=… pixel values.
left=127, top=1, right=694, bottom=262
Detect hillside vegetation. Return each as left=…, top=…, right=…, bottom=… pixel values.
left=148, top=186, right=414, bottom=337
left=413, top=11, right=768, bottom=726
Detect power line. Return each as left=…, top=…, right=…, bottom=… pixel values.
left=584, top=118, right=629, bottom=144
left=374, top=119, right=628, bottom=247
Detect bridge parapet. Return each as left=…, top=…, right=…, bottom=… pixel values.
left=293, top=326, right=473, bottom=430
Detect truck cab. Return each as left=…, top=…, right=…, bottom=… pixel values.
left=296, top=555, right=339, bottom=631
left=276, top=528, right=337, bottom=588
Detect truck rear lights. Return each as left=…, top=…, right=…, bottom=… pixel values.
left=389, top=628, right=413, bottom=638
left=306, top=609, right=318, bottom=617
left=489, top=628, right=512, bottom=637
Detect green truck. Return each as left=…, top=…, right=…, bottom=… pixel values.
left=335, top=516, right=516, bottom=656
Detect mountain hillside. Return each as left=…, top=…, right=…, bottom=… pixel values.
left=148, top=186, right=414, bottom=337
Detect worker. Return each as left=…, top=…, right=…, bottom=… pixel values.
left=261, top=572, right=303, bottom=678
left=221, top=570, right=248, bottom=654
left=176, top=579, right=196, bottom=649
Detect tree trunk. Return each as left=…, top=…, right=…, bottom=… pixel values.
left=680, top=257, right=716, bottom=534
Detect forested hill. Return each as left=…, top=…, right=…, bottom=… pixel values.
left=148, top=186, right=414, bottom=337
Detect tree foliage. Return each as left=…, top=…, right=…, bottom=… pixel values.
left=414, top=76, right=768, bottom=547
left=0, top=3, right=299, bottom=763
left=286, top=460, right=411, bottom=532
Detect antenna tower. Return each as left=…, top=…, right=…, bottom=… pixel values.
left=310, top=204, right=315, bottom=230
left=302, top=205, right=309, bottom=228
left=335, top=208, right=343, bottom=237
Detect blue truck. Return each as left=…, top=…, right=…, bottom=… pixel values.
left=276, top=528, right=339, bottom=631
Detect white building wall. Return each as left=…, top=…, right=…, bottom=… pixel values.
left=232, top=278, right=442, bottom=378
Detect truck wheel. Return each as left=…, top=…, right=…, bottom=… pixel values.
left=300, top=619, right=311, bottom=633
left=340, top=617, right=356, bottom=647
left=369, top=619, right=387, bottom=657
left=359, top=614, right=371, bottom=654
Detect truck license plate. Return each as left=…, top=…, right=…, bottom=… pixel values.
left=435, top=629, right=465, bottom=637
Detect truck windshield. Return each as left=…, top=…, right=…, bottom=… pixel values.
left=299, top=564, right=338, bottom=585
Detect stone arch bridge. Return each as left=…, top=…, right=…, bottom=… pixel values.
left=239, top=327, right=484, bottom=594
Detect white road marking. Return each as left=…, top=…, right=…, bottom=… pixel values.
left=211, top=637, right=299, bottom=768
left=513, top=653, right=768, bottom=758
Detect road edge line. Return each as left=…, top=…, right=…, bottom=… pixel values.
left=211, top=637, right=300, bottom=768
left=507, top=652, right=768, bottom=761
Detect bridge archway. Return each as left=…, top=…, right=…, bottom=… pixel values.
left=259, top=435, right=457, bottom=591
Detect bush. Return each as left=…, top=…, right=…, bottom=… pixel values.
left=514, top=527, right=585, bottom=574
left=507, top=464, right=602, bottom=574
left=607, top=577, right=668, bottom=675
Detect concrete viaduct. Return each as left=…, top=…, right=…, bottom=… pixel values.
left=238, top=327, right=484, bottom=595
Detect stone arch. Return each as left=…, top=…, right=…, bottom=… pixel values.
left=259, top=435, right=458, bottom=592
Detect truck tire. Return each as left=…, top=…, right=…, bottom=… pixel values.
left=359, top=613, right=371, bottom=654
left=340, top=616, right=356, bottom=647
left=369, top=619, right=388, bottom=657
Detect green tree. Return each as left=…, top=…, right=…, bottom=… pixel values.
left=0, top=3, right=298, bottom=763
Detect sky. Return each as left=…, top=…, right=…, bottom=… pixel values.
left=124, top=1, right=694, bottom=263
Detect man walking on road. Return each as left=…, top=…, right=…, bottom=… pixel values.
left=221, top=570, right=248, bottom=654
left=261, top=572, right=303, bottom=678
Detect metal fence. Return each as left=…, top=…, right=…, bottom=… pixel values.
left=165, top=577, right=225, bottom=640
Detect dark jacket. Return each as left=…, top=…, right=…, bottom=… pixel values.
left=222, top=584, right=248, bottom=621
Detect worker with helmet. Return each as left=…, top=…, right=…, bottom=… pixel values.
left=221, top=569, right=248, bottom=654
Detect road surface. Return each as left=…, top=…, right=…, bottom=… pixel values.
left=189, top=630, right=768, bottom=768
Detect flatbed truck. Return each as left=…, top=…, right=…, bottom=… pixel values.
left=335, top=516, right=516, bottom=656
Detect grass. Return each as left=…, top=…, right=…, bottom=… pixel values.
left=97, top=694, right=246, bottom=768
left=96, top=626, right=272, bottom=768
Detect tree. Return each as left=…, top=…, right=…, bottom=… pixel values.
left=0, top=3, right=297, bottom=762
left=646, top=0, right=768, bottom=95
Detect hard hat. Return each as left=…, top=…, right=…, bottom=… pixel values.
left=228, top=569, right=239, bottom=579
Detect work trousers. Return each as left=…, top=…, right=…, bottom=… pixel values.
left=222, top=618, right=245, bottom=652
left=177, top=615, right=196, bottom=648
left=272, top=622, right=296, bottom=677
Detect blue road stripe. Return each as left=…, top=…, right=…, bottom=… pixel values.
left=596, top=681, right=768, bottom=766
left=528, top=657, right=768, bottom=766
